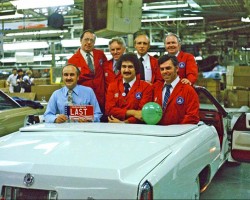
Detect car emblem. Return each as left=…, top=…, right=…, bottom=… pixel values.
left=23, top=173, right=34, bottom=187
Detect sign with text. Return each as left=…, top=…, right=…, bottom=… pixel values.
left=65, top=105, right=94, bottom=122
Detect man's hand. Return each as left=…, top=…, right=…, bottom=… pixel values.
left=126, top=110, right=143, bottom=121
left=133, top=110, right=143, bottom=121
left=55, top=114, right=68, bottom=123
left=108, top=115, right=123, bottom=123
left=181, top=78, right=191, bottom=85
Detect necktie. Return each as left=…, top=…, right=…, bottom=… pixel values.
left=139, top=57, right=145, bottom=80
left=67, top=89, right=73, bottom=106
left=86, top=53, right=94, bottom=72
left=124, top=82, right=130, bottom=96
left=113, top=62, right=119, bottom=75
left=163, top=85, right=171, bottom=110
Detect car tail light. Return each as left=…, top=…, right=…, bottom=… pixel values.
left=139, top=181, right=153, bottom=200
left=1, top=186, right=57, bottom=200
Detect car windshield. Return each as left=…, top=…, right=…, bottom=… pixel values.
left=0, top=91, right=20, bottom=110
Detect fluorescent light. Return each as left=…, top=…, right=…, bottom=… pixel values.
left=0, top=13, right=24, bottom=20
left=241, top=17, right=250, bottom=22
left=4, top=41, right=49, bottom=51
left=141, top=16, right=204, bottom=22
left=61, top=38, right=110, bottom=47
left=6, top=30, right=68, bottom=37
left=142, top=3, right=188, bottom=10
left=11, top=0, right=74, bottom=9
left=242, top=47, right=250, bottom=51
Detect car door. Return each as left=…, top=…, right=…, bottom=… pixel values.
left=230, top=112, right=250, bottom=162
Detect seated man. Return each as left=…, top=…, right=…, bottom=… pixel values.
left=44, top=64, right=102, bottom=123
left=153, top=55, right=199, bottom=125
left=105, top=52, right=153, bottom=123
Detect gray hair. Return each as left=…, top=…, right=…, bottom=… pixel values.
left=164, top=32, right=181, bottom=44
left=109, top=37, right=126, bottom=47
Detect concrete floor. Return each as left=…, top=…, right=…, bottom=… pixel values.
left=200, top=162, right=250, bottom=199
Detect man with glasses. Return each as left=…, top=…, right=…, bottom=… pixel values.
left=68, top=29, right=107, bottom=116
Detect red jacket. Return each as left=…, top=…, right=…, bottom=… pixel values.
left=68, top=48, right=107, bottom=112
left=177, top=51, right=198, bottom=84
left=146, top=55, right=162, bottom=84
left=106, top=79, right=153, bottom=123
left=153, top=81, right=200, bottom=125
left=103, top=59, right=122, bottom=93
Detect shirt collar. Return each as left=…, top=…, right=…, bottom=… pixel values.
left=123, top=77, right=136, bottom=87
left=80, top=49, right=93, bottom=57
left=164, top=76, right=180, bottom=89
left=64, top=85, right=78, bottom=96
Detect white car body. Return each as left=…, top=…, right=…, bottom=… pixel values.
left=0, top=86, right=250, bottom=199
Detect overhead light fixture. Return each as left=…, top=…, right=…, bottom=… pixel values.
left=10, top=0, right=74, bottom=9
left=242, top=47, right=250, bottom=51
left=4, top=41, right=49, bottom=51
left=141, top=16, right=204, bottom=22
left=241, top=17, right=250, bottom=22
left=0, top=11, right=24, bottom=20
left=61, top=38, right=110, bottom=47
left=142, top=3, right=188, bottom=10
left=6, top=30, right=68, bottom=37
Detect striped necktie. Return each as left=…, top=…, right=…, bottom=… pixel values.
left=67, top=89, right=73, bottom=106
left=163, top=84, right=171, bottom=110
left=86, top=53, right=94, bottom=72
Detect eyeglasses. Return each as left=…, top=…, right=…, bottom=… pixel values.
left=83, top=38, right=95, bottom=43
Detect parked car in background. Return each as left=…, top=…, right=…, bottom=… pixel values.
left=0, top=87, right=249, bottom=199
left=0, top=89, right=45, bottom=136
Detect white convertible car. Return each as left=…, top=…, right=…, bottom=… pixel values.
left=0, top=86, right=249, bottom=200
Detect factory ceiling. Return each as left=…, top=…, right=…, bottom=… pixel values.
left=0, top=0, right=249, bottom=48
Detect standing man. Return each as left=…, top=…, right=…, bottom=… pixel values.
left=164, top=32, right=198, bottom=85
left=103, top=36, right=126, bottom=92
left=105, top=53, right=153, bottom=124
left=44, top=64, right=102, bottom=123
left=153, top=55, right=199, bottom=125
left=6, top=68, right=18, bottom=93
left=134, top=31, right=162, bottom=84
left=68, top=29, right=107, bottom=114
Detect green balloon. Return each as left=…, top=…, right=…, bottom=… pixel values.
left=142, top=102, right=163, bottom=125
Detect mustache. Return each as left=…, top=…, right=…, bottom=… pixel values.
left=123, top=72, right=131, bottom=75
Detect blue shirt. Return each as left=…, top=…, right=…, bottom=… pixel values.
left=44, top=85, right=102, bottom=123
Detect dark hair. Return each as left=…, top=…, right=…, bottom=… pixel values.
left=17, top=69, right=23, bottom=73
left=80, top=29, right=96, bottom=41
left=116, top=52, right=141, bottom=74
left=63, top=63, right=81, bottom=76
left=158, top=54, right=179, bottom=67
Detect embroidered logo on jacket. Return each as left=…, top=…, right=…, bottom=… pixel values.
left=176, top=96, right=184, bottom=104
left=135, top=92, right=142, bottom=99
left=179, top=62, right=185, bottom=68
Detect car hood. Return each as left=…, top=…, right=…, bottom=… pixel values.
left=0, top=123, right=199, bottom=198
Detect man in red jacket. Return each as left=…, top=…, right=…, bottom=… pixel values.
left=68, top=29, right=107, bottom=114
left=164, top=32, right=198, bottom=85
left=103, top=36, right=126, bottom=92
left=134, top=31, right=162, bottom=84
left=153, top=54, right=199, bottom=125
left=106, top=53, right=153, bottom=124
